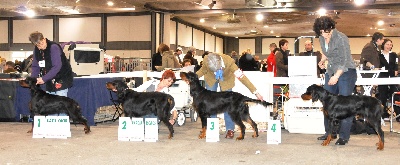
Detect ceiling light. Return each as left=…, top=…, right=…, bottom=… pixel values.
left=76, top=0, right=80, bottom=3
left=354, top=0, right=365, bottom=6
left=225, top=32, right=229, bottom=34
left=377, top=20, right=384, bottom=26
left=107, top=1, right=114, bottom=6
left=235, top=36, right=238, bottom=38
left=367, top=34, right=370, bottom=36
left=270, top=30, right=274, bottom=34
left=200, top=18, right=205, bottom=23
left=256, top=13, right=264, bottom=21
left=264, top=25, right=269, bottom=28
left=251, top=30, right=257, bottom=33
left=24, top=10, right=36, bottom=17
left=317, top=8, right=326, bottom=16
left=378, top=28, right=385, bottom=31
left=212, top=25, right=216, bottom=29
left=388, top=12, right=393, bottom=16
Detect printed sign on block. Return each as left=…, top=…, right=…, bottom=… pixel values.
left=118, top=117, right=134, bottom=141
left=144, top=118, right=158, bottom=142
left=267, top=120, right=282, bottom=144
left=32, top=116, right=70, bottom=139
left=206, top=118, right=219, bottom=142
left=131, top=118, right=144, bottom=141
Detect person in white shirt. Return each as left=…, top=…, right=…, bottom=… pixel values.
left=134, top=70, right=178, bottom=125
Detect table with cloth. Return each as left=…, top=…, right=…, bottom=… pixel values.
left=0, top=77, right=121, bottom=126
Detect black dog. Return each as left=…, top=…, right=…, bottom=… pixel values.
left=180, top=72, right=273, bottom=140
left=19, top=77, right=90, bottom=134
left=301, top=84, right=384, bottom=150
left=106, top=80, right=176, bottom=139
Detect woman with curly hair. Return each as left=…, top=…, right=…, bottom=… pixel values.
left=313, top=16, right=357, bottom=146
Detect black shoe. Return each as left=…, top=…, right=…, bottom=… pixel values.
left=317, top=134, right=337, bottom=140
left=335, top=138, right=348, bottom=145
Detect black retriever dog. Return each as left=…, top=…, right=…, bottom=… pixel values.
left=301, top=84, right=384, bottom=150
left=106, top=79, right=176, bottom=139
left=180, top=72, right=273, bottom=140
left=19, top=77, right=90, bottom=134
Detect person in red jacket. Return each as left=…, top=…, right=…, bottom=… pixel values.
left=266, top=43, right=278, bottom=76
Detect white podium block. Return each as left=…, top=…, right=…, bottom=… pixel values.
left=267, top=120, right=281, bottom=144
left=32, top=116, right=70, bottom=139
left=144, top=118, right=158, bottom=142
left=206, top=118, right=219, bottom=142
left=32, top=116, right=46, bottom=138
left=131, top=118, right=144, bottom=141
left=118, top=117, right=133, bottom=141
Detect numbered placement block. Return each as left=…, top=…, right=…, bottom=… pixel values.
left=144, top=118, right=158, bottom=142
left=32, top=116, right=71, bottom=139
left=118, top=117, right=134, bottom=141
left=130, top=118, right=144, bottom=141
left=267, top=120, right=282, bottom=144
left=32, top=116, right=46, bottom=138
left=206, top=118, right=220, bottom=142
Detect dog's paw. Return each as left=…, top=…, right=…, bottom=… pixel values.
left=321, top=140, right=330, bottom=146
left=235, top=137, right=244, bottom=140
left=376, top=141, right=384, bottom=150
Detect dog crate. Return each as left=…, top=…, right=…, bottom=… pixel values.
left=284, top=98, right=325, bottom=134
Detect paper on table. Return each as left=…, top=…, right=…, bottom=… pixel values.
left=180, top=65, right=195, bottom=73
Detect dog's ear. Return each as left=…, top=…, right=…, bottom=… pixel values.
left=114, top=80, right=128, bottom=92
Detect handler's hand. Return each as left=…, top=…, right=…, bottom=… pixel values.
left=36, top=77, right=44, bottom=85
left=328, top=76, right=338, bottom=85
left=318, top=61, right=326, bottom=69
left=255, top=93, right=264, bottom=101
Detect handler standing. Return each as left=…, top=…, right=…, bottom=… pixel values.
left=196, top=53, right=263, bottom=139
left=313, top=16, right=357, bottom=145
left=29, top=31, right=74, bottom=97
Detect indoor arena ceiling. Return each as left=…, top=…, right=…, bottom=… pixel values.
left=1, top=0, right=400, bottom=37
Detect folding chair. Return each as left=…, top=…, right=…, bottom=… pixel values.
left=109, top=91, right=124, bottom=122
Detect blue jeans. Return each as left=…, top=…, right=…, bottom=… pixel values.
left=205, top=82, right=235, bottom=132
left=47, top=88, right=69, bottom=116
left=323, top=69, right=357, bottom=140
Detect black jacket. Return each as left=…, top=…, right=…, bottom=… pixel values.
left=33, top=39, right=73, bottom=92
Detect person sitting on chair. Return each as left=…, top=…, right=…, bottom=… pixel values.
left=134, top=70, right=178, bottom=125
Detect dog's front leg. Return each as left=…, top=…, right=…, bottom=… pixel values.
left=198, top=116, right=207, bottom=139
left=321, top=117, right=335, bottom=146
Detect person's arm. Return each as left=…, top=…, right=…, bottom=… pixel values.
left=31, top=50, right=40, bottom=78
left=275, top=51, right=288, bottom=71
left=41, top=44, right=62, bottom=82
left=227, top=59, right=263, bottom=101
left=360, top=44, right=376, bottom=68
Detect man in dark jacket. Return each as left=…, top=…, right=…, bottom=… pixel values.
left=360, top=32, right=385, bottom=70
left=29, top=31, right=73, bottom=97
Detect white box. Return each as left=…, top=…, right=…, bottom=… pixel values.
left=284, top=98, right=325, bottom=134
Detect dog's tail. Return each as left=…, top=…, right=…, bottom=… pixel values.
left=245, top=98, right=273, bottom=108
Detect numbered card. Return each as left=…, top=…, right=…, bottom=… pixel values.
left=131, top=118, right=144, bottom=141
left=267, top=120, right=282, bottom=144
left=32, top=116, right=46, bottom=138
left=144, top=118, right=158, bottom=142
left=118, top=117, right=133, bottom=141
left=206, top=118, right=219, bottom=142
left=45, top=116, right=70, bottom=139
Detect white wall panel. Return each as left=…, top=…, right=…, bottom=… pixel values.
left=177, top=23, right=192, bottom=47
left=261, top=38, right=295, bottom=55
left=169, top=20, right=176, bottom=45
left=107, top=15, right=151, bottom=41
left=205, top=33, right=215, bottom=52
left=239, top=39, right=255, bottom=54
left=163, top=14, right=171, bottom=46
left=215, top=37, right=223, bottom=53
left=0, top=20, right=8, bottom=43
left=13, top=19, right=53, bottom=43
left=59, top=17, right=101, bottom=42
left=193, top=29, right=204, bottom=50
